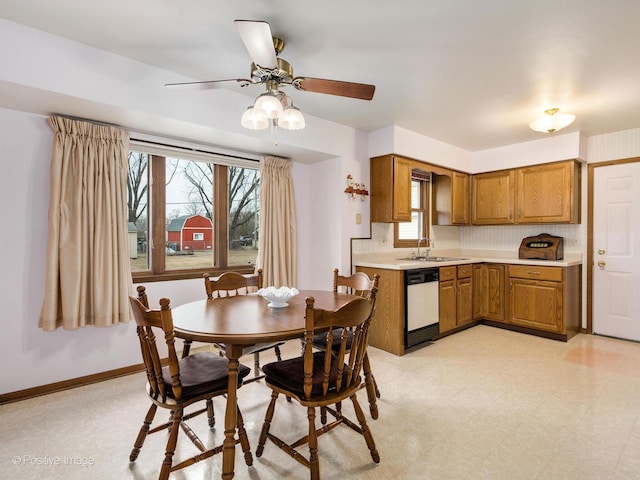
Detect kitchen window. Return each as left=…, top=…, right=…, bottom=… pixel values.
left=127, top=140, right=260, bottom=282
left=394, top=170, right=430, bottom=248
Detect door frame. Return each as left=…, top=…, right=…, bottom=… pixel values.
left=587, top=156, right=640, bottom=333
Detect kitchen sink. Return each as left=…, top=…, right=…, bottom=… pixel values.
left=397, top=256, right=469, bottom=262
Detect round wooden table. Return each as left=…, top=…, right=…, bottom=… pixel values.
left=171, top=290, right=360, bottom=479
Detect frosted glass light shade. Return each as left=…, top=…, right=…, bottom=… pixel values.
left=253, top=92, right=284, bottom=119
left=529, top=108, right=576, bottom=133
left=278, top=106, right=305, bottom=130
left=240, top=106, right=269, bottom=130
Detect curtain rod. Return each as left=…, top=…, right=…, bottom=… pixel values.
left=53, top=114, right=287, bottom=163
left=131, top=138, right=260, bottom=163
left=53, top=114, right=122, bottom=128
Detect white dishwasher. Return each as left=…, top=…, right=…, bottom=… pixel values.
left=405, top=267, right=440, bottom=348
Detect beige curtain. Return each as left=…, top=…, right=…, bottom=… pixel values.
left=39, top=117, right=133, bottom=331
left=256, top=156, right=297, bottom=287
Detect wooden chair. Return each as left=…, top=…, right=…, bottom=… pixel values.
left=129, top=286, right=253, bottom=480
left=256, top=291, right=380, bottom=480
left=203, top=269, right=284, bottom=382
left=313, top=269, right=381, bottom=419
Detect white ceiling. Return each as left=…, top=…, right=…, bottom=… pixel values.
left=2, top=0, right=640, bottom=152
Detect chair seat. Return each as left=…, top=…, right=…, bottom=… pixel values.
left=262, top=351, right=359, bottom=398
left=161, top=352, right=251, bottom=400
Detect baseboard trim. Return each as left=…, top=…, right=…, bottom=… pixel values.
left=1, top=345, right=213, bottom=405
left=0, top=363, right=146, bottom=405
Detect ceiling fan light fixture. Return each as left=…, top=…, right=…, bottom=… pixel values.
left=529, top=108, right=576, bottom=134
left=240, top=106, right=269, bottom=130
left=253, top=92, right=284, bottom=119
left=278, top=106, right=305, bottom=130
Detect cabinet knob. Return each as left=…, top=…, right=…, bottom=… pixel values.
left=597, top=260, right=606, bottom=268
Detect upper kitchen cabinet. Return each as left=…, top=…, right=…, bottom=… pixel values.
left=471, top=170, right=516, bottom=224
left=516, top=160, right=581, bottom=224
left=370, top=155, right=412, bottom=222
left=433, top=171, right=470, bottom=225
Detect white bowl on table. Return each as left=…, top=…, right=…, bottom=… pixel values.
left=256, top=286, right=299, bottom=308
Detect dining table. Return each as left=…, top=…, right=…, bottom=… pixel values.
left=171, top=289, right=368, bottom=480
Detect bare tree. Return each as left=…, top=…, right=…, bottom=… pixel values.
left=127, top=152, right=148, bottom=225
left=182, top=161, right=213, bottom=219
left=181, top=162, right=259, bottom=245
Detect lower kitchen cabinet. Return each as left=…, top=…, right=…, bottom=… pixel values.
left=506, top=264, right=581, bottom=340
left=356, top=266, right=405, bottom=356
left=473, top=263, right=505, bottom=322
left=439, top=264, right=474, bottom=334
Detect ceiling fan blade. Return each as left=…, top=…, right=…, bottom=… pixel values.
left=235, top=20, right=277, bottom=69
left=293, top=77, right=375, bottom=100
left=165, top=79, right=253, bottom=91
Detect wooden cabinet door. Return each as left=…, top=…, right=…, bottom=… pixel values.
left=472, top=170, right=515, bottom=224
left=457, top=276, right=474, bottom=326
left=370, top=155, right=412, bottom=223
left=451, top=172, right=470, bottom=225
left=439, top=279, right=457, bottom=333
left=508, top=278, right=563, bottom=333
left=392, top=157, right=412, bottom=222
left=516, top=161, right=579, bottom=223
left=473, top=264, right=487, bottom=320
left=485, top=264, right=505, bottom=322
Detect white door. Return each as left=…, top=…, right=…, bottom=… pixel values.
left=593, top=162, right=640, bottom=340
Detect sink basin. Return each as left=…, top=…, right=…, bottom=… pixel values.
left=423, top=257, right=469, bottom=262
left=397, top=256, right=469, bottom=262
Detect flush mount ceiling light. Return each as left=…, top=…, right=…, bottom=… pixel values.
left=529, top=108, right=576, bottom=134
left=240, top=79, right=306, bottom=131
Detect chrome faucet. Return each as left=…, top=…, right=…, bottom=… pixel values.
left=417, top=237, right=433, bottom=259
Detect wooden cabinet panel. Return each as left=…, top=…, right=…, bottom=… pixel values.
left=451, top=172, right=470, bottom=224
left=439, top=264, right=474, bottom=333
left=471, top=170, right=515, bottom=224
left=508, top=265, right=563, bottom=282
left=457, top=277, right=474, bottom=326
left=473, top=263, right=505, bottom=322
left=356, top=266, right=405, bottom=356
left=370, top=155, right=412, bottom=223
left=508, top=279, right=563, bottom=333
left=516, top=160, right=580, bottom=224
left=439, top=279, right=458, bottom=333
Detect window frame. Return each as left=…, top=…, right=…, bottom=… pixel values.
left=393, top=173, right=430, bottom=248
left=130, top=143, right=261, bottom=283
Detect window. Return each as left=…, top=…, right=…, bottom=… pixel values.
left=127, top=141, right=260, bottom=281
left=394, top=171, right=430, bottom=248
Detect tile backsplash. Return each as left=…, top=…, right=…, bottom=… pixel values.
left=352, top=223, right=584, bottom=254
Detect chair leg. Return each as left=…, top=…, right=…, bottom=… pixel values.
left=256, top=390, right=279, bottom=457
left=253, top=352, right=260, bottom=378
left=206, top=399, right=215, bottom=428
left=236, top=407, right=253, bottom=466
left=307, top=406, right=320, bottom=480
left=130, top=403, right=158, bottom=462
left=274, top=345, right=283, bottom=361
left=160, top=408, right=183, bottom=480
left=350, top=394, right=380, bottom=463
left=363, top=353, right=379, bottom=419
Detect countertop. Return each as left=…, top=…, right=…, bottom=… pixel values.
left=352, top=249, right=583, bottom=270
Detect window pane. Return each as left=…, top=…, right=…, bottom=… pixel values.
left=228, top=166, right=260, bottom=266
left=410, top=180, right=421, bottom=208
left=398, top=212, right=423, bottom=240
left=127, top=151, right=149, bottom=272
left=165, top=158, right=214, bottom=270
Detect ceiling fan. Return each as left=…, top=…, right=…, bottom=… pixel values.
left=165, top=20, right=375, bottom=129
